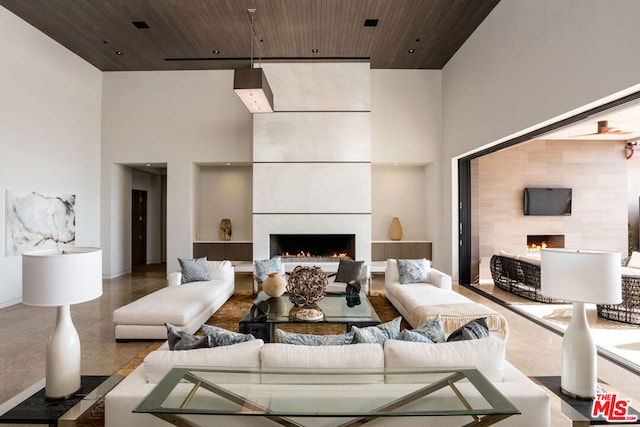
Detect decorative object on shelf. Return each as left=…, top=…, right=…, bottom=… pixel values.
left=289, top=305, right=324, bottom=322
left=262, top=272, right=286, bottom=297
left=219, top=218, right=232, bottom=241
left=286, top=265, right=328, bottom=307
left=22, top=247, right=103, bottom=400
left=389, top=216, right=403, bottom=241
left=541, top=248, right=621, bottom=399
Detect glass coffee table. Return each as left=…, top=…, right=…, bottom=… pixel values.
left=134, top=367, right=519, bottom=426
left=238, top=291, right=380, bottom=343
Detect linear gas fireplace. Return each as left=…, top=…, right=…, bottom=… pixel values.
left=527, top=234, right=565, bottom=252
left=270, top=234, right=355, bottom=262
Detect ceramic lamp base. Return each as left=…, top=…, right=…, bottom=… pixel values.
left=45, top=305, right=81, bottom=400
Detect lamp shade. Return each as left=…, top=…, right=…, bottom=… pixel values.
left=233, top=68, right=274, bottom=113
left=22, top=247, right=102, bottom=306
left=541, top=248, right=621, bottom=304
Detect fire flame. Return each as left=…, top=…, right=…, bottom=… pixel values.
left=282, top=251, right=348, bottom=258
left=527, top=242, right=547, bottom=252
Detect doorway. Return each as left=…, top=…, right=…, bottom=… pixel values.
left=132, top=189, right=147, bottom=268
left=458, top=90, right=640, bottom=284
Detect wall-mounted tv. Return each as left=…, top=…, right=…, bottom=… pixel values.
left=523, top=188, right=572, bottom=216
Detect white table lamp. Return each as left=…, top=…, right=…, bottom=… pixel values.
left=541, top=248, right=621, bottom=399
left=22, top=247, right=102, bottom=400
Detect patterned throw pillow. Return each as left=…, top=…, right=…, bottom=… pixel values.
left=201, top=324, right=255, bottom=346
left=446, top=317, right=490, bottom=342
left=254, top=258, right=284, bottom=282
left=276, top=329, right=355, bottom=346
left=411, top=314, right=446, bottom=343
left=396, top=259, right=430, bottom=284
left=165, top=323, right=212, bottom=350
left=351, top=316, right=402, bottom=345
left=396, top=329, right=434, bottom=343
left=178, top=257, right=209, bottom=284
left=334, top=259, right=364, bottom=284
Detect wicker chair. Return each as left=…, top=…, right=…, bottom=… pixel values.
left=597, top=257, right=640, bottom=325
left=489, top=255, right=567, bottom=303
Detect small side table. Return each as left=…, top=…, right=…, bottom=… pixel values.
left=534, top=376, right=640, bottom=426
left=0, top=375, right=123, bottom=427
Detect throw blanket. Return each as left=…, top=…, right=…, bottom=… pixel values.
left=413, top=303, right=509, bottom=341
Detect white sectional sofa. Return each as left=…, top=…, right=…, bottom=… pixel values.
left=385, top=259, right=509, bottom=340
left=112, top=260, right=234, bottom=340
left=104, top=337, right=550, bottom=426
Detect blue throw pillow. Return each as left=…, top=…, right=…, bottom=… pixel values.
left=396, top=259, right=430, bottom=284
left=411, top=314, right=446, bottom=343
left=178, top=257, right=209, bottom=284
left=351, top=316, right=402, bottom=345
left=276, top=329, right=355, bottom=346
left=254, top=257, right=284, bottom=282
left=396, top=329, right=434, bottom=343
left=201, top=324, right=255, bottom=346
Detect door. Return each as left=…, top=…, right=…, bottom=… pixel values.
left=132, top=190, right=147, bottom=267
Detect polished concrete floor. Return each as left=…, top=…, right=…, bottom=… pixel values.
left=1, top=264, right=639, bottom=426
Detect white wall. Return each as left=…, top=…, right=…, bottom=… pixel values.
left=371, top=70, right=441, bottom=164
left=101, top=71, right=252, bottom=275
left=0, top=8, right=102, bottom=308
left=370, top=70, right=441, bottom=250
left=442, top=0, right=640, bottom=278
left=371, top=165, right=428, bottom=241
left=100, top=66, right=442, bottom=275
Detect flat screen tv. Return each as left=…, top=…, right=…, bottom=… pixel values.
left=523, top=188, right=572, bottom=216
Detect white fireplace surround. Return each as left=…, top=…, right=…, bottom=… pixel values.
left=252, top=63, right=372, bottom=264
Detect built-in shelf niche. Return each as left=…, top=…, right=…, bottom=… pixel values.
left=195, top=164, right=252, bottom=242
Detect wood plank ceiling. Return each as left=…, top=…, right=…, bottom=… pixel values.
left=0, top=0, right=500, bottom=71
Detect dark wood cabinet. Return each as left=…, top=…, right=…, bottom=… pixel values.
left=193, top=242, right=253, bottom=261
left=371, top=241, right=432, bottom=261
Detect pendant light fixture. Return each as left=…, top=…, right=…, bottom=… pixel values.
left=233, top=9, right=273, bottom=113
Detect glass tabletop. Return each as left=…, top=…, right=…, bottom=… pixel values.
left=239, top=291, right=380, bottom=324
left=134, top=366, right=519, bottom=425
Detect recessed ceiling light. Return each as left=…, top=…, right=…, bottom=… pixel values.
left=408, top=49, right=415, bottom=54
left=213, top=49, right=221, bottom=54
left=132, top=21, right=149, bottom=29
left=115, top=51, right=123, bottom=55
left=364, top=19, right=379, bottom=27
left=312, top=48, right=319, bottom=53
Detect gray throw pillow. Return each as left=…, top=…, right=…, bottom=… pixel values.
left=446, top=317, right=490, bottom=342
left=335, top=259, right=364, bottom=284
left=165, top=323, right=212, bottom=350
left=178, top=257, right=209, bottom=284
